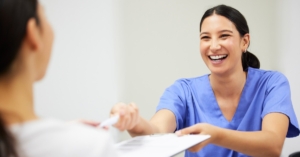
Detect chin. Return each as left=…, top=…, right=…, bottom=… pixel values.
left=209, top=66, right=228, bottom=76
left=35, top=72, right=46, bottom=81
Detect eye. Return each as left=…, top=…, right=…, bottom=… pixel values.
left=200, top=36, right=210, bottom=40
left=220, top=34, right=230, bottom=39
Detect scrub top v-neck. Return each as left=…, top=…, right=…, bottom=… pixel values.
left=156, top=67, right=299, bottom=157
left=203, top=72, right=250, bottom=129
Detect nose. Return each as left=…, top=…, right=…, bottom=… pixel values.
left=210, top=39, right=221, bottom=52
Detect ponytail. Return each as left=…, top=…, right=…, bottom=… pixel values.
left=242, top=51, right=260, bottom=71
left=0, top=115, right=18, bottom=157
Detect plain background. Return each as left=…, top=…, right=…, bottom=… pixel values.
left=36, top=0, right=299, bottom=156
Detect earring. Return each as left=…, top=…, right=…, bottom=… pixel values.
left=244, top=49, right=247, bottom=53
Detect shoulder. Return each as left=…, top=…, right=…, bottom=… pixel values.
left=248, top=67, right=289, bottom=85
left=163, top=75, right=209, bottom=96
left=249, top=67, right=286, bottom=78
left=10, top=119, right=117, bottom=157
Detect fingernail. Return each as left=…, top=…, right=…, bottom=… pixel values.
left=175, top=131, right=181, bottom=136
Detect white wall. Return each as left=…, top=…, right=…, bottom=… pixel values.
left=34, top=0, right=121, bottom=141
left=277, top=0, right=300, bottom=156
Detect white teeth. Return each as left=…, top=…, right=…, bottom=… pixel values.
left=209, top=55, right=227, bottom=60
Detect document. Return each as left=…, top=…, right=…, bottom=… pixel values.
left=115, top=133, right=210, bottom=157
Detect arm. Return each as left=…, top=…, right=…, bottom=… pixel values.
left=178, top=112, right=289, bottom=157
left=112, top=80, right=188, bottom=136
left=111, top=102, right=177, bottom=137
left=128, top=109, right=176, bottom=137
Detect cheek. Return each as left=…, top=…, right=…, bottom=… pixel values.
left=41, top=23, right=54, bottom=70
left=43, top=24, right=54, bottom=61
left=200, top=41, right=209, bottom=55
left=223, top=38, right=235, bottom=51
left=223, top=38, right=241, bottom=57
left=46, top=22, right=54, bottom=47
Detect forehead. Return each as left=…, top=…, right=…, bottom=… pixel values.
left=201, top=14, right=237, bottom=33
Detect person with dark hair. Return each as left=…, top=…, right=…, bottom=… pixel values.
left=0, top=0, right=118, bottom=157
left=110, top=4, right=300, bottom=157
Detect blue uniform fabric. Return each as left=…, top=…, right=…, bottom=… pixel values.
left=156, top=67, right=299, bottom=157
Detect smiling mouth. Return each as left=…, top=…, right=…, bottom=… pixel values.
left=208, top=54, right=228, bottom=61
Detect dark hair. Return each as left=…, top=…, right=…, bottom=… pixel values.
left=199, top=4, right=260, bottom=71
left=0, top=0, right=39, bottom=156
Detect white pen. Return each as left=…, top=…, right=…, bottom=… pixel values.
left=99, top=115, right=120, bottom=128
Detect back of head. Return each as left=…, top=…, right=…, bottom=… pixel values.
left=199, top=4, right=260, bottom=71
left=0, top=0, right=39, bottom=75
left=0, top=0, right=38, bottom=156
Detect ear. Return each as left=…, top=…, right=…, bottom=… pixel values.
left=24, top=18, right=43, bottom=53
left=242, top=33, right=250, bottom=51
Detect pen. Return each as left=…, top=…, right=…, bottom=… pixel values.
left=99, top=115, right=119, bottom=128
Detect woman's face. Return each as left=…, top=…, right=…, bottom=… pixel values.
left=35, top=4, right=54, bottom=81
left=200, top=14, right=248, bottom=76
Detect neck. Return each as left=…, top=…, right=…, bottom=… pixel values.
left=209, top=68, right=246, bottom=98
left=0, top=72, right=37, bottom=126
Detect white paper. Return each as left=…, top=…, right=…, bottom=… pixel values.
left=115, top=134, right=210, bottom=157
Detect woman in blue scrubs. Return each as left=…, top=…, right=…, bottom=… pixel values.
left=111, top=4, right=300, bottom=157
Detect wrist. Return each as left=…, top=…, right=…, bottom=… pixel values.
left=211, top=126, right=223, bottom=145
left=128, top=116, right=144, bottom=134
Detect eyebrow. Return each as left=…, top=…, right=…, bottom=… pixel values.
left=200, top=30, right=233, bottom=36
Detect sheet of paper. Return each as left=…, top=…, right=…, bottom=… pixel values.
left=115, top=134, right=210, bottom=157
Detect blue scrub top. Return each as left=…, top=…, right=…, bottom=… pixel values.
left=156, top=67, right=300, bottom=157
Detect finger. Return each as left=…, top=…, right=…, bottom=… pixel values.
left=188, top=144, right=203, bottom=153
left=119, top=106, right=131, bottom=131
left=122, top=111, right=133, bottom=130
left=131, top=103, right=139, bottom=122
left=84, top=121, right=101, bottom=127
left=131, top=103, right=140, bottom=129
left=128, top=103, right=138, bottom=129
left=73, top=119, right=100, bottom=127
left=175, top=125, right=202, bottom=136
left=110, top=102, right=126, bottom=115
left=126, top=104, right=134, bottom=129
left=103, top=126, right=109, bottom=130
left=113, top=106, right=127, bottom=130
left=188, top=139, right=209, bottom=152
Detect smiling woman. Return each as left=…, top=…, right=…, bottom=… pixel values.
left=199, top=5, right=260, bottom=73
left=109, top=4, right=300, bottom=157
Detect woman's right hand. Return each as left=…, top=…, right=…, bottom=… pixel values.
left=110, top=102, right=140, bottom=131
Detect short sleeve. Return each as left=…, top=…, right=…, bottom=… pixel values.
left=261, top=72, right=300, bottom=137
left=156, top=80, right=189, bottom=131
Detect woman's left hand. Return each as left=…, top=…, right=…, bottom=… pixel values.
left=175, top=123, right=220, bottom=152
